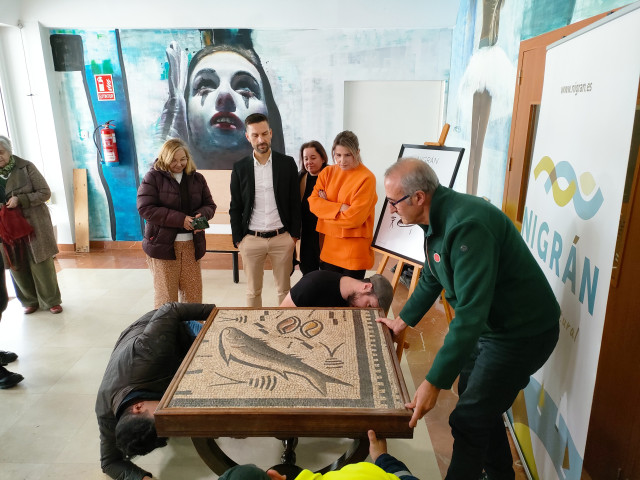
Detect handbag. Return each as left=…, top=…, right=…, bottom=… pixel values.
left=0, top=206, right=34, bottom=269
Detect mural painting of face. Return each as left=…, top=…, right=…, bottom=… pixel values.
left=187, top=51, right=268, bottom=169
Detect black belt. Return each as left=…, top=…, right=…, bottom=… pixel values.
left=247, top=227, right=286, bottom=239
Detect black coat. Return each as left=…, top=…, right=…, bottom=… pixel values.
left=229, top=151, right=301, bottom=247
left=95, top=303, right=215, bottom=480
left=298, top=169, right=324, bottom=275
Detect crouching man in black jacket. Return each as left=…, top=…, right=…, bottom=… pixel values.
left=96, top=302, right=214, bottom=480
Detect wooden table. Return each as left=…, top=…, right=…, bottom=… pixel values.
left=155, top=307, right=413, bottom=474
left=201, top=171, right=240, bottom=283
left=204, top=226, right=239, bottom=283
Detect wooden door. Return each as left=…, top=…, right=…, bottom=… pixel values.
left=584, top=97, right=640, bottom=480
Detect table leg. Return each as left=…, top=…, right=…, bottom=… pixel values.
left=315, top=437, right=369, bottom=474
left=192, top=438, right=236, bottom=475
left=191, top=437, right=368, bottom=475
left=232, top=252, right=239, bottom=283
left=280, top=437, right=298, bottom=465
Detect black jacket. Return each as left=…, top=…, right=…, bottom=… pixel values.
left=229, top=151, right=301, bottom=246
left=95, top=303, right=214, bottom=480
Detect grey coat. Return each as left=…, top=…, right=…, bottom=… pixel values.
left=5, top=156, right=58, bottom=264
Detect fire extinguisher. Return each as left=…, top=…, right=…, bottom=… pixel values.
left=93, top=120, right=120, bottom=166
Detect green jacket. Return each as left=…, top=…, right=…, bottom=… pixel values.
left=399, top=186, right=560, bottom=389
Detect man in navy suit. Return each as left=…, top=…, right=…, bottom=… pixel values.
left=230, top=113, right=301, bottom=307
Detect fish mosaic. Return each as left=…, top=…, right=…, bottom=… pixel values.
left=169, top=308, right=405, bottom=410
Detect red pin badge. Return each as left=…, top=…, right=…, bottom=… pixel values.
left=433, top=253, right=441, bottom=263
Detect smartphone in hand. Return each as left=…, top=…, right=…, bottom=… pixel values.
left=191, top=216, right=210, bottom=230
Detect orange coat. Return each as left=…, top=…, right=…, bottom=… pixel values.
left=308, top=163, right=377, bottom=270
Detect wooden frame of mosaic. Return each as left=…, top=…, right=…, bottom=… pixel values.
left=155, top=307, right=413, bottom=439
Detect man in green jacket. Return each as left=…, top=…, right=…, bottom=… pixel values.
left=378, top=158, right=560, bottom=480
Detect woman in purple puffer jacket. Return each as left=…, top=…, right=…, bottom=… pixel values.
left=137, top=138, right=216, bottom=308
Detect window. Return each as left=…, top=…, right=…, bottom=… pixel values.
left=0, top=83, right=8, bottom=138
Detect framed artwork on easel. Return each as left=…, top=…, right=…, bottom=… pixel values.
left=371, top=144, right=465, bottom=265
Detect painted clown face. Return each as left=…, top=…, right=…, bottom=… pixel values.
left=187, top=51, right=268, bottom=168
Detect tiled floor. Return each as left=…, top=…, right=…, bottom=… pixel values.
left=0, top=249, right=526, bottom=479
left=0, top=251, right=440, bottom=480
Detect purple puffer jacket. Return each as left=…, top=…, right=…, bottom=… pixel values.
left=137, top=166, right=216, bottom=260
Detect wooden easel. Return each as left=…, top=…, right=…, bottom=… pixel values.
left=374, top=251, right=454, bottom=361
left=424, top=123, right=450, bottom=147
left=375, top=123, right=454, bottom=360
left=373, top=250, right=424, bottom=360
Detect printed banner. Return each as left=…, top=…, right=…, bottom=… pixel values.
left=512, top=6, right=640, bottom=479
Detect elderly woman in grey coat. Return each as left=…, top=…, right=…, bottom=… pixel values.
left=0, top=135, right=62, bottom=314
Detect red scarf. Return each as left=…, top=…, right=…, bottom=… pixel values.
left=0, top=206, right=34, bottom=269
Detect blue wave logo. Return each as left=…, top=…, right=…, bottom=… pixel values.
left=533, top=156, right=604, bottom=220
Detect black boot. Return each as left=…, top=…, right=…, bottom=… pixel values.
left=0, top=366, right=24, bottom=389
left=0, top=350, right=18, bottom=366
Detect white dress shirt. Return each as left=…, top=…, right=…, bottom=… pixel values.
left=249, top=153, right=284, bottom=232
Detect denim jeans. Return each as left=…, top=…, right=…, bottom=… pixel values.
left=183, top=320, right=204, bottom=340
left=445, top=324, right=559, bottom=480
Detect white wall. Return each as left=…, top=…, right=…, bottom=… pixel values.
left=344, top=80, right=445, bottom=223
left=0, top=0, right=20, bottom=26
left=17, top=0, right=458, bottom=29
left=0, top=0, right=458, bottom=245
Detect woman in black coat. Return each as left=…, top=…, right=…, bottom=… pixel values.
left=137, top=139, right=216, bottom=308
left=297, top=141, right=328, bottom=275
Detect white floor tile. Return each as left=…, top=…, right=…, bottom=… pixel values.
left=0, top=268, right=439, bottom=480
left=0, top=463, right=49, bottom=480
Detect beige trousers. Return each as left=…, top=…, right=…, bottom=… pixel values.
left=147, top=240, right=202, bottom=309
left=238, top=232, right=295, bottom=307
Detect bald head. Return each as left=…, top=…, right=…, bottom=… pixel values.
left=384, top=158, right=440, bottom=197
left=384, top=158, right=438, bottom=226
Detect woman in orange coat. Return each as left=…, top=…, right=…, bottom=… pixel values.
left=308, top=131, right=377, bottom=279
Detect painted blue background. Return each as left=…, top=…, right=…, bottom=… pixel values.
left=51, top=0, right=627, bottom=241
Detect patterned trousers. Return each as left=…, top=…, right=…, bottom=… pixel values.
left=147, top=240, right=202, bottom=309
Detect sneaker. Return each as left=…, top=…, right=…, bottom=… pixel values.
left=0, top=366, right=24, bottom=389
left=24, top=306, right=38, bottom=314
left=49, top=305, right=63, bottom=314
left=0, top=351, right=18, bottom=366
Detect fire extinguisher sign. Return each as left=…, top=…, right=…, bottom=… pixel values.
left=95, top=74, right=115, bottom=101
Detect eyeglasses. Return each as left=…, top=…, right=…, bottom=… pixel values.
left=387, top=193, right=412, bottom=208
